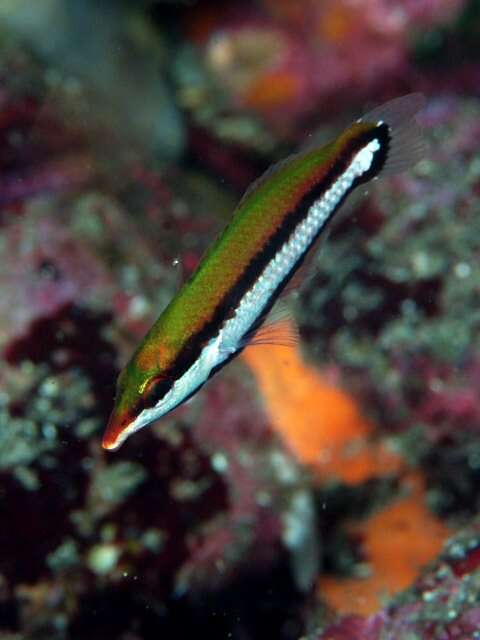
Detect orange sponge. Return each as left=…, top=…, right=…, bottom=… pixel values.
left=242, top=331, right=402, bottom=484
left=318, top=474, right=450, bottom=615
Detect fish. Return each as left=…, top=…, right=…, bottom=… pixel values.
left=102, top=93, right=425, bottom=451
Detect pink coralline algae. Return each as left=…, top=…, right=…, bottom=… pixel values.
left=0, top=212, right=112, bottom=353
left=0, top=93, right=94, bottom=206
left=315, top=615, right=385, bottom=640
left=195, top=0, right=467, bottom=128
left=398, top=0, right=466, bottom=25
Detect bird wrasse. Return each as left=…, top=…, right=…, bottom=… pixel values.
left=103, top=93, right=425, bottom=451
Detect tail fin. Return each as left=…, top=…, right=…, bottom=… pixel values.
left=360, top=93, right=426, bottom=176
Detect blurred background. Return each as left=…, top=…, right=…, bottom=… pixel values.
left=1, top=1, right=480, bottom=638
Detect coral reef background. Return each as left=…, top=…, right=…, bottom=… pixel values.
left=1, top=1, right=480, bottom=639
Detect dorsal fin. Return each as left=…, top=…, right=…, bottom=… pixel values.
left=236, top=149, right=306, bottom=209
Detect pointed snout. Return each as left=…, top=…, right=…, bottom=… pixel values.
left=102, top=407, right=131, bottom=451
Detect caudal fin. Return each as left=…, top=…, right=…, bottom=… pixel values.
left=360, top=93, right=426, bottom=176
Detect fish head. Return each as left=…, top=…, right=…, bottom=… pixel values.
left=102, top=343, right=174, bottom=450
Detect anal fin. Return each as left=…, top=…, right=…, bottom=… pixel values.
left=242, top=301, right=300, bottom=349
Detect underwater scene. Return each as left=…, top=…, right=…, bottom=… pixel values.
left=1, top=1, right=480, bottom=639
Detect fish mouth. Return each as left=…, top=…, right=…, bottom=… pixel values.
left=102, top=409, right=131, bottom=451
left=102, top=405, right=156, bottom=450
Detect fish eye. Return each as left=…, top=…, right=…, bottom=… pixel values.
left=140, top=376, right=157, bottom=396
left=141, top=375, right=171, bottom=401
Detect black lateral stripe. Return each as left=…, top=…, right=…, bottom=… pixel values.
left=142, top=124, right=390, bottom=410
